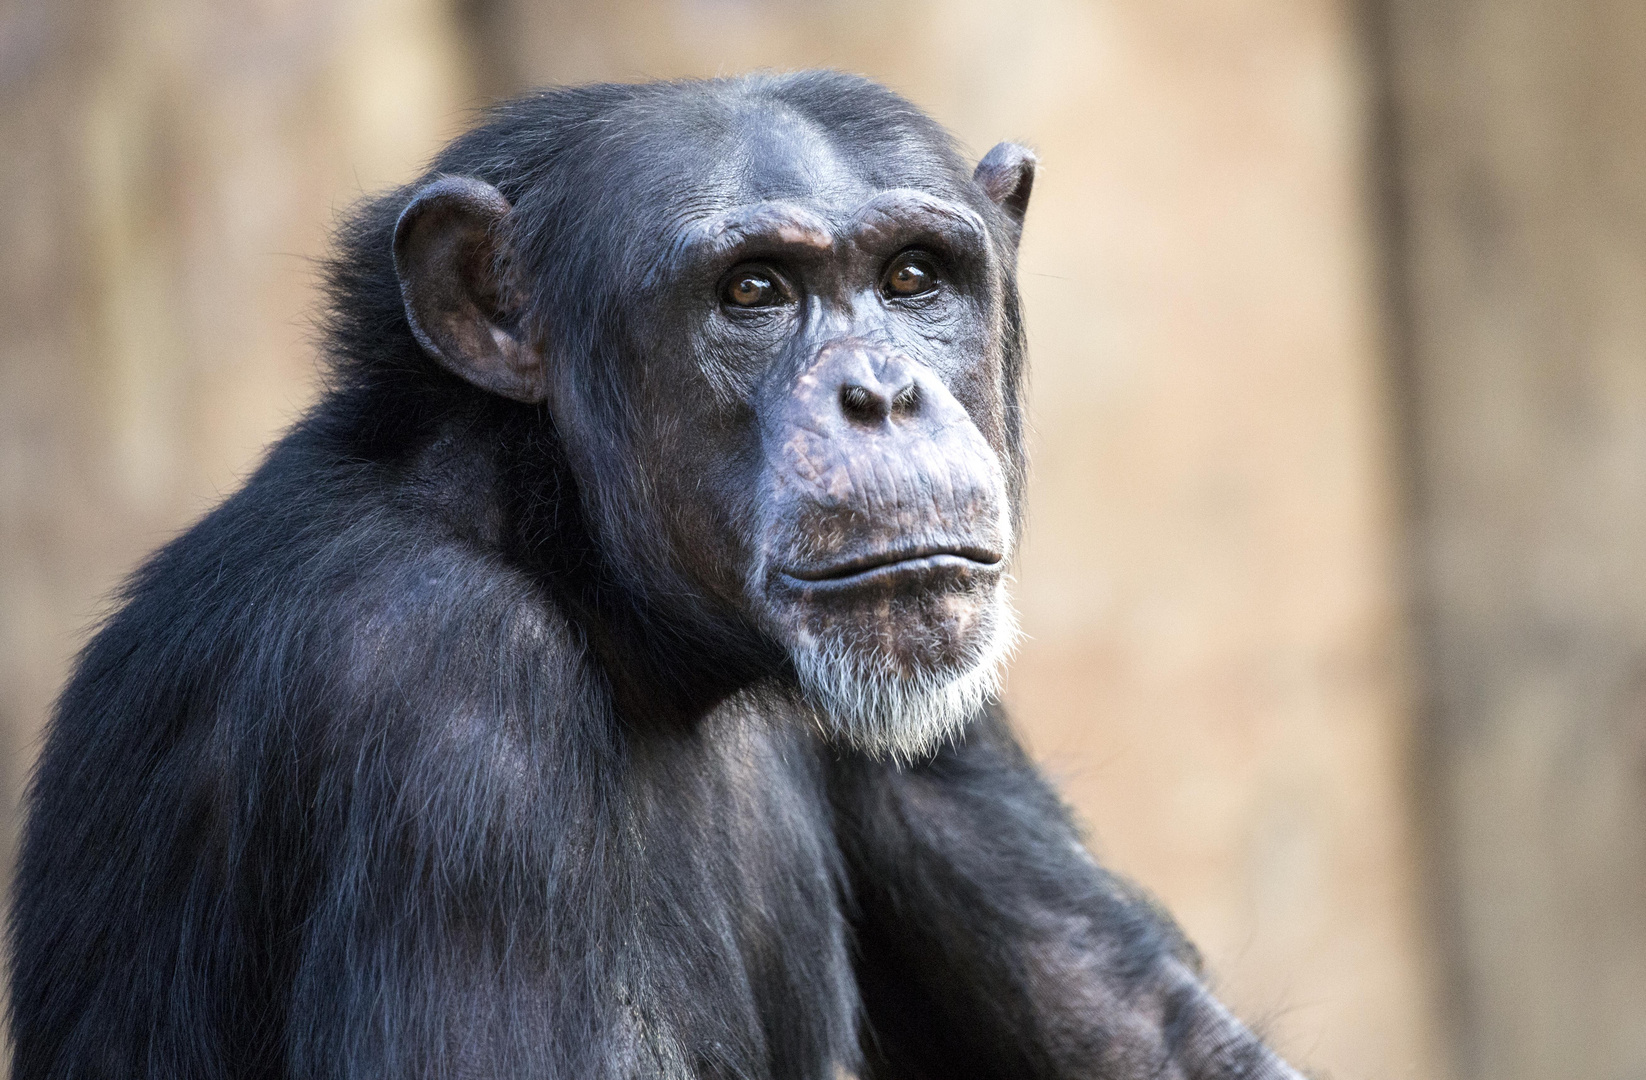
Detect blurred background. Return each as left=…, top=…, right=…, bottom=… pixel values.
left=2, top=1, right=1643, bottom=1077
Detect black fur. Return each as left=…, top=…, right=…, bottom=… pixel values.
left=10, top=73, right=1301, bottom=1079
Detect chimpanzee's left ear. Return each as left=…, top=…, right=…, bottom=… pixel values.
left=393, top=175, right=545, bottom=404
left=973, top=142, right=1037, bottom=236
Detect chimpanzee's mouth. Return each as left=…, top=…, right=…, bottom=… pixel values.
left=781, top=545, right=1004, bottom=589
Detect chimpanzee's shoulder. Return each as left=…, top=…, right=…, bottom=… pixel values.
left=92, top=407, right=564, bottom=703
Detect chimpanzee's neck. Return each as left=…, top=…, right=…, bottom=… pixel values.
left=343, top=376, right=785, bottom=731
left=570, top=591, right=783, bottom=730
left=494, top=410, right=784, bottom=730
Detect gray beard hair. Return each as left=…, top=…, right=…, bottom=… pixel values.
left=790, top=594, right=1022, bottom=762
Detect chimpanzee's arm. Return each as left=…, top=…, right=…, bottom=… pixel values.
left=828, top=707, right=1304, bottom=1080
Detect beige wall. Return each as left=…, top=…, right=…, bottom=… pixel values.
left=0, top=2, right=1569, bottom=1079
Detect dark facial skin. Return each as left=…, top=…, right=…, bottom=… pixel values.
left=683, top=189, right=1011, bottom=659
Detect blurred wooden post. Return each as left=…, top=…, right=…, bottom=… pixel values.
left=1374, top=1, right=1646, bottom=1077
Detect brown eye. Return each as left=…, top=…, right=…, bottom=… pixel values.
left=723, top=270, right=779, bottom=308
left=884, top=257, right=935, bottom=297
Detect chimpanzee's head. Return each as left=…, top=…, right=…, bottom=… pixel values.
left=386, top=74, right=1034, bottom=758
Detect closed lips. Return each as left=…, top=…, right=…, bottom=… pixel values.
left=783, top=545, right=1003, bottom=584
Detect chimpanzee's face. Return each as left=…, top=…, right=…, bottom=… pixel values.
left=393, top=99, right=1034, bottom=757
left=629, top=152, right=1026, bottom=756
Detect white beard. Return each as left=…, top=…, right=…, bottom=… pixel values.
left=790, top=591, right=1021, bottom=761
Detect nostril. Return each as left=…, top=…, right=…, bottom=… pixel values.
left=840, top=382, right=891, bottom=424
left=890, top=382, right=921, bottom=416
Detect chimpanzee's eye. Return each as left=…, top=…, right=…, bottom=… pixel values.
left=883, top=254, right=937, bottom=298
left=722, top=268, right=782, bottom=308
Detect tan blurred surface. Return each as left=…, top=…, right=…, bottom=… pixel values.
left=4, top=1, right=1644, bottom=1078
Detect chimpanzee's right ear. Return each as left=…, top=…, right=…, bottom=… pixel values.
left=393, top=175, right=545, bottom=404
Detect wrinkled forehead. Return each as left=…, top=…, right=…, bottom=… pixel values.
left=626, top=106, right=985, bottom=275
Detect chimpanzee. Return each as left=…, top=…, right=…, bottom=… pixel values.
left=10, top=73, right=1305, bottom=1079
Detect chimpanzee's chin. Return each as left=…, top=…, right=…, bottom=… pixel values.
left=778, top=589, right=1020, bottom=761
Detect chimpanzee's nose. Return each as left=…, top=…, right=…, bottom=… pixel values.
left=839, top=370, right=921, bottom=426
left=782, top=339, right=963, bottom=447
left=814, top=341, right=924, bottom=428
